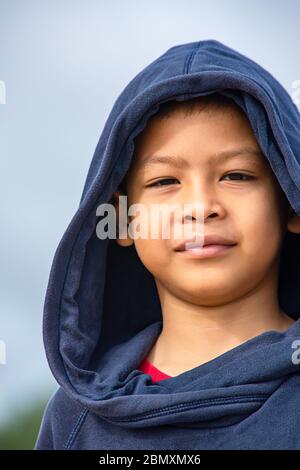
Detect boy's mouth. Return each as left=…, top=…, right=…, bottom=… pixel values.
left=174, top=234, right=237, bottom=259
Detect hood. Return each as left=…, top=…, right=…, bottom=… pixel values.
left=43, top=39, right=300, bottom=429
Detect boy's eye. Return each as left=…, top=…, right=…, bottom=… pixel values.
left=222, top=173, right=254, bottom=181
left=148, top=178, right=180, bottom=187
left=148, top=173, right=254, bottom=187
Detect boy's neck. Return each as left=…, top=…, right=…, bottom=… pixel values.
left=147, top=279, right=295, bottom=378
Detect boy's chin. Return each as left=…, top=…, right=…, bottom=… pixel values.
left=170, top=279, right=240, bottom=306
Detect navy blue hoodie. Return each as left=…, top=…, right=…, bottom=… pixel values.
left=35, top=39, right=300, bottom=450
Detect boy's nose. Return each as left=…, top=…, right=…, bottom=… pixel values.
left=180, top=181, right=225, bottom=222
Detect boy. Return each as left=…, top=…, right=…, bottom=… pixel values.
left=36, top=40, right=300, bottom=450
left=115, top=93, right=296, bottom=378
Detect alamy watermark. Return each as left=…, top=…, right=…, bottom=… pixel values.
left=291, top=340, right=300, bottom=365
left=0, top=340, right=6, bottom=365
left=0, top=80, right=6, bottom=104
left=291, top=80, right=300, bottom=111
left=95, top=196, right=205, bottom=248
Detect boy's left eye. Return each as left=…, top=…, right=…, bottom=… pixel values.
left=222, top=173, right=254, bottom=181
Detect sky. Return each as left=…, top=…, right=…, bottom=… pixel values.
left=0, top=0, right=299, bottom=426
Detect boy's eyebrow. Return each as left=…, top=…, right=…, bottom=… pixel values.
left=138, top=147, right=264, bottom=169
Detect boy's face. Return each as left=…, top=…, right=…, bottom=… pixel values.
left=114, top=106, right=296, bottom=306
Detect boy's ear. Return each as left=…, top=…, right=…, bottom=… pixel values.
left=112, top=189, right=134, bottom=247
left=287, top=206, right=300, bottom=234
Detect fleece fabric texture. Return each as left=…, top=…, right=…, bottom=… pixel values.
left=35, top=39, right=300, bottom=450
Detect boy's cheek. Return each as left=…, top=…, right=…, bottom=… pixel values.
left=134, top=238, right=172, bottom=265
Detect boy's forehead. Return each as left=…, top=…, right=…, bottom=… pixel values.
left=131, top=107, right=267, bottom=172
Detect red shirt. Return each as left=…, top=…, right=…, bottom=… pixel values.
left=138, top=357, right=172, bottom=382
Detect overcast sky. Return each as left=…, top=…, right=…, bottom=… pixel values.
left=0, top=0, right=299, bottom=425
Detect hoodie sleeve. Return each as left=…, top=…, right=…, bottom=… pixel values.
left=34, top=387, right=88, bottom=450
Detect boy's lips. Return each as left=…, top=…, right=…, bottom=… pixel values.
left=174, top=234, right=237, bottom=252
left=173, top=234, right=237, bottom=259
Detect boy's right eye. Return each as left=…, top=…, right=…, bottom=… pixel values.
left=148, top=178, right=180, bottom=187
